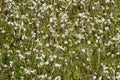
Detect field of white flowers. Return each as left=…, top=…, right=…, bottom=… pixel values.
left=0, top=0, right=120, bottom=80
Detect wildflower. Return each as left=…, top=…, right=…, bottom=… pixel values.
left=30, top=70, right=36, bottom=74
left=93, top=76, right=97, bottom=80
left=105, top=27, right=109, bottom=31
left=78, top=13, right=85, bottom=18
left=99, top=29, right=103, bottom=33
left=105, top=0, right=110, bottom=3
left=98, top=76, right=102, bottom=80
left=92, top=6, right=95, bottom=10
left=24, top=68, right=31, bottom=75
left=64, top=41, right=68, bottom=44
left=75, top=34, right=84, bottom=40
left=46, top=43, right=50, bottom=47
left=54, top=76, right=61, bottom=80
left=116, top=52, right=120, bottom=55
left=11, top=71, right=15, bottom=79
left=16, top=50, right=21, bottom=53
left=49, top=17, right=54, bottom=23
left=44, top=61, right=49, bottom=65
left=81, top=49, right=85, bottom=53
left=25, top=51, right=31, bottom=55
left=10, top=61, right=13, bottom=67
left=117, top=65, right=120, bottom=68
left=87, top=58, right=91, bottom=62
left=54, top=63, right=62, bottom=68
left=49, top=55, right=57, bottom=61
left=107, top=52, right=111, bottom=56
left=38, top=74, right=47, bottom=79
left=1, top=30, right=6, bottom=33
left=116, top=72, right=120, bottom=80
left=3, top=65, right=8, bottom=68
left=18, top=54, right=25, bottom=60
left=39, top=62, right=44, bottom=66
left=59, top=46, right=65, bottom=51
left=20, top=76, right=24, bottom=80
left=4, top=44, right=10, bottom=49
left=87, top=41, right=91, bottom=44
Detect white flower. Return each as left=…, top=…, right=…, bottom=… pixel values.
left=107, top=52, right=111, bottom=56
left=81, top=49, right=85, bottom=53
left=99, top=30, right=103, bottom=33
left=87, top=58, right=91, bottom=62
left=30, top=70, right=36, bottom=74
left=24, top=68, right=31, bottom=75
left=25, top=51, right=31, bottom=55
left=92, top=6, right=95, bottom=10
left=105, top=0, right=110, bottom=3
left=54, top=76, right=61, bottom=80
left=3, top=65, right=8, bottom=68
left=49, top=27, right=55, bottom=33
left=59, top=46, right=65, bottom=51
left=1, top=30, right=6, bottom=33
left=93, top=76, right=97, bottom=80
left=116, top=72, right=120, bottom=80
left=50, top=17, right=53, bottom=23
left=116, top=52, right=120, bottom=55
left=24, top=68, right=36, bottom=75
left=53, top=55, right=57, bottom=58
left=18, top=54, right=25, bottom=59
left=98, top=76, right=102, bottom=80
left=87, top=41, right=91, bottom=44
left=31, top=0, right=37, bottom=6
left=75, top=34, right=84, bottom=40
left=38, top=62, right=44, bottom=66
left=49, top=55, right=57, bottom=61
left=16, top=50, right=21, bottom=53
left=9, top=61, right=13, bottom=67
left=38, top=74, right=47, bottom=79
left=55, top=63, right=62, bottom=68
left=44, top=61, right=49, bottom=65
left=4, top=44, right=10, bottom=49
left=78, top=13, right=84, bottom=17
left=105, top=27, right=109, bottom=31
left=20, top=76, right=24, bottom=80
left=64, top=41, right=68, bottom=44
left=46, top=43, right=50, bottom=47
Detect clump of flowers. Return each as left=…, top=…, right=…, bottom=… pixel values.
left=0, top=0, right=120, bottom=80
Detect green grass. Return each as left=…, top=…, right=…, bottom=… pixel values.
left=0, top=0, right=120, bottom=80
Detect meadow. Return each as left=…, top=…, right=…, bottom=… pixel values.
left=0, top=0, right=120, bottom=80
